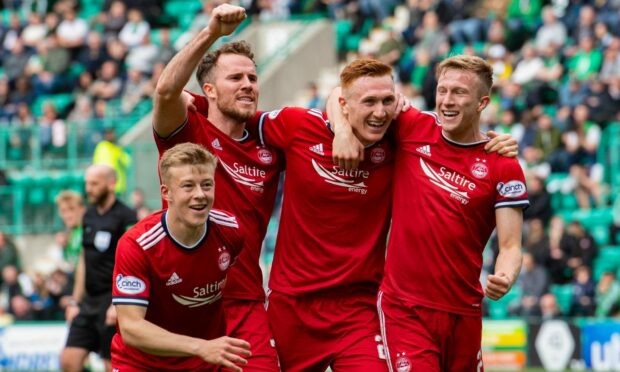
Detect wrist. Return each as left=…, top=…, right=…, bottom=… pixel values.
left=68, top=298, right=79, bottom=306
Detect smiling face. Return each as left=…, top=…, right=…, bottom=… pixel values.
left=435, top=68, right=489, bottom=142
left=162, top=164, right=215, bottom=228
left=204, top=53, right=258, bottom=123
left=340, top=75, right=396, bottom=146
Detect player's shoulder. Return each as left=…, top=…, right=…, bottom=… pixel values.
left=208, top=208, right=240, bottom=229
left=398, top=107, right=440, bottom=124
left=120, top=211, right=165, bottom=252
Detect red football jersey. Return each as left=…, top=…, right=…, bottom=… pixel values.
left=154, top=93, right=282, bottom=301
left=111, top=209, right=243, bottom=370
left=381, top=109, right=530, bottom=316
left=255, top=107, right=394, bottom=295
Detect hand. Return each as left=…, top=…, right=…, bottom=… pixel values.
left=197, top=336, right=251, bottom=372
left=206, top=4, right=247, bottom=38
left=332, top=123, right=364, bottom=170
left=394, top=92, right=411, bottom=117
left=65, top=303, right=80, bottom=323
left=484, top=272, right=512, bottom=301
left=105, top=304, right=117, bottom=326
left=181, top=91, right=197, bottom=112
left=484, top=131, right=518, bottom=157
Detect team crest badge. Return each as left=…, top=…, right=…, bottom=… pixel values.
left=370, top=147, right=386, bottom=164
left=471, top=160, right=488, bottom=179
left=218, top=247, right=231, bottom=271
left=257, top=148, right=273, bottom=165
left=395, top=353, right=411, bottom=372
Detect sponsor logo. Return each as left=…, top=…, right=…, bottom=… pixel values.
left=311, top=159, right=368, bottom=194
left=218, top=247, right=231, bottom=271
left=420, top=158, right=476, bottom=205
left=395, top=353, right=411, bottom=372
left=497, top=180, right=526, bottom=198
left=211, top=138, right=222, bottom=151
left=309, top=143, right=324, bottom=156
left=166, top=272, right=182, bottom=286
left=268, top=109, right=282, bottom=119
left=470, top=158, right=488, bottom=179
left=220, top=159, right=265, bottom=193
left=370, top=147, right=386, bottom=164
left=534, top=321, right=575, bottom=371
left=116, top=274, right=146, bottom=295
left=416, top=145, right=431, bottom=157
left=172, top=278, right=226, bottom=308
left=257, top=148, right=273, bottom=164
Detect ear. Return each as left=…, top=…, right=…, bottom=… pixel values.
left=161, top=183, right=171, bottom=204
left=203, top=83, right=216, bottom=100
left=478, top=95, right=490, bottom=112
left=338, top=96, right=349, bottom=116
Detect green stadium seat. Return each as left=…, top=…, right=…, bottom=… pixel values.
left=32, top=94, right=75, bottom=117
left=487, top=286, right=521, bottom=319
left=593, top=246, right=620, bottom=282
left=550, top=284, right=573, bottom=315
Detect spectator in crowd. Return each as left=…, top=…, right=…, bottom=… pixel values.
left=78, top=32, right=110, bottom=77
left=524, top=218, right=550, bottom=266
left=0, top=233, right=21, bottom=281
left=595, top=272, right=620, bottom=318
left=535, top=5, right=567, bottom=52
left=118, top=8, right=150, bottom=49
left=516, top=252, right=549, bottom=317
left=540, top=292, right=562, bottom=319
left=548, top=216, right=571, bottom=284
left=120, top=68, right=148, bottom=114
left=561, top=221, right=598, bottom=273
left=56, top=7, right=88, bottom=55
left=3, top=39, right=31, bottom=85
left=154, top=28, right=175, bottom=65
left=29, top=34, right=71, bottom=95
left=98, top=0, right=127, bottom=41
left=89, top=60, right=122, bottom=100
left=523, top=175, right=552, bottom=225
left=124, top=33, right=159, bottom=74
left=38, top=101, right=67, bottom=153
left=0, top=265, right=32, bottom=320
left=570, top=265, right=597, bottom=317
left=21, top=12, right=48, bottom=49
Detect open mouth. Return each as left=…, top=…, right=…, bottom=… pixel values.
left=442, top=110, right=459, bottom=118
left=189, top=204, right=208, bottom=212
left=367, top=120, right=385, bottom=129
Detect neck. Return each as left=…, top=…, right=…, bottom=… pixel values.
left=96, top=195, right=116, bottom=215
left=442, top=123, right=485, bottom=144
left=207, top=106, right=247, bottom=139
left=166, top=210, right=206, bottom=247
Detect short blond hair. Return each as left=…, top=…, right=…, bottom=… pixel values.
left=55, top=190, right=84, bottom=208
left=160, top=143, right=217, bottom=184
left=435, top=55, right=493, bottom=96
left=340, top=58, right=393, bottom=90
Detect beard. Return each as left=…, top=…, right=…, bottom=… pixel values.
left=88, top=188, right=110, bottom=207
left=216, top=99, right=256, bottom=123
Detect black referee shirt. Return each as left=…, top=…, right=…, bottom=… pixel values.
left=82, top=199, right=137, bottom=297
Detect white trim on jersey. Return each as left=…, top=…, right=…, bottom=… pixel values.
left=421, top=110, right=441, bottom=125
left=307, top=108, right=329, bottom=128
left=377, top=291, right=395, bottom=372
left=112, top=297, right=149, bottom=307
left=258, top=112, right=269, bottom=146
left=137, top=222, right=163, bottom=244
left=141, top=229, right=166, bottom=251
left=495, top=200, right=530, bottom=209
left=209, top=209, right=239, bottom=228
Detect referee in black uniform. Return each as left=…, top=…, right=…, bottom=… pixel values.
left=60, top=164, right=137, bottom=372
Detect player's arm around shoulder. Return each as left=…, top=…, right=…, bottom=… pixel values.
left=485, top=207, right=523, bottom=301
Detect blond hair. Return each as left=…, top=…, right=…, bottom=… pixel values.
left=435, top=55, right=493, bottom=96
left=160, top=143, right=217, bottom=184
left=340, top=58, right=393, bottom=90
left=55, top=190, right=84, bottom=207
left=196, top=41, right=255, bottom=86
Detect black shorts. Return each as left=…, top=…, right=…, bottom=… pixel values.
left=65, top=293, right=116, bottom=360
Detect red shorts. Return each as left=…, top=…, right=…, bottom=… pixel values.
left=223, top=298, right=279, bottom=371
left=267, top=289, right=388, bottom=372
left=377, top=291, right=484, bottom=372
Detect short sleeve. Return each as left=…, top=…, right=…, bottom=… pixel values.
left=112, top=235, right=151, bottom=307
left=494, top=158, right=530, bottom=209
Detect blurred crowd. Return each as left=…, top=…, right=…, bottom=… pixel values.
left=2, top=0, right=620, bottom=321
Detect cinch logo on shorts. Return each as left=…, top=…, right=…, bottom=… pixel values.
left=116, top=274, right=146, bottom=295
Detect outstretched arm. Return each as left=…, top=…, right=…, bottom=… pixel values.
left=153, top=4, right=246, bottom=137
left=116, top=304, right=251, bottom=372
left=485, top=207, right=523, bottom=300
